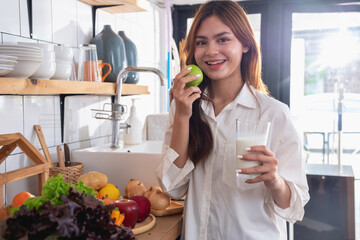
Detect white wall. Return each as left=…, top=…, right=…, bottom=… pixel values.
left=0, top=0, right=166, bottom=205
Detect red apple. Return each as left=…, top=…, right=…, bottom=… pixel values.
left=115, top=199, right=139, bottom=229
left=130, top=195, right=151, bottom=222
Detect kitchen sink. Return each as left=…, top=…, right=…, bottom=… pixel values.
left=72, top=140, right=163, bottom=195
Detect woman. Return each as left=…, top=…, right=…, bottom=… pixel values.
left=156, top=1, right=309, bottom=239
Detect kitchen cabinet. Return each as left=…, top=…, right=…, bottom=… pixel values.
left=294, top=164, right=355, bottom=240
left=0, top=78, right=150, bottom=96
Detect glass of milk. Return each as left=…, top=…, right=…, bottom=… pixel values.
left=236, top=120, right=271, bottom=178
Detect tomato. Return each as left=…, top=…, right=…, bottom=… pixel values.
left=12, top=192, right=35, bottom=208
left=97, top=196, right=115, bottom=205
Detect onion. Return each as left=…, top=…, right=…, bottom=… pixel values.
left=125, top=179, right=147, bottom=198
left=148, top=190, right=171, bottom=210
left=144, top=186, right=162, bottom=199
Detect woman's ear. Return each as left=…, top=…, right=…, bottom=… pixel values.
left=243, top=46, right=249, bottom=53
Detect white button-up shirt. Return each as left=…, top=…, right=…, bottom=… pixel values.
left=156, top=84, right=310, bottom=240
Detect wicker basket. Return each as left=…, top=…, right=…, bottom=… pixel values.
left=49, top=162, right=84, bottom=184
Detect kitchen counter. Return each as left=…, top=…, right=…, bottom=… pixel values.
left=137, top=213, right=183, bottom=240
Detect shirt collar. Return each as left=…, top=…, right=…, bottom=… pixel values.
left=235, top=83, right=257, bottom=109
left=201, top=83, right=257, bottom=115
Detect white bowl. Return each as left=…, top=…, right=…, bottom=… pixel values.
left=5, top=59, right=42, bottom=78
left=43, top=51, right=55, bottom=62
left=51, top=61, right=72, bottom=80
left=54, top=45, right=74, bottom=61
left=18, top=42, right=54, bottom=52
left=0, top=66, right=14, bottom=76
left=0, top=55, right=18, bottom=61
left=30, top=60, right=56, bottom=79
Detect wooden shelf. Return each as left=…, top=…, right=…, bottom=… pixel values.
left=0, top=78, right=150, bottom=96
left=80, top=0, right=150, bottom=13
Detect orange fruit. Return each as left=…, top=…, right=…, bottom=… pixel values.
left=12, top=192, right=35, bottom=208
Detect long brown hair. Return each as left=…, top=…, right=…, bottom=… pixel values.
left=185, top=0, right=268, bottom=166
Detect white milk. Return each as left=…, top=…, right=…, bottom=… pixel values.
left=236, top=136, right=267, bottom=173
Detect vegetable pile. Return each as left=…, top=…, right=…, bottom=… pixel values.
left=4, top=174, right=136, bottom=240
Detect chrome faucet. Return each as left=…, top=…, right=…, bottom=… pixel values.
left=111, top=66, right=165, bottom=148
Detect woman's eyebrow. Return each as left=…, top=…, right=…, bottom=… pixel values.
left=195, top=31, right=232, bottom=39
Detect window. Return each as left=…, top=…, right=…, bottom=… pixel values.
left=289, top=12, right=360, bottom=165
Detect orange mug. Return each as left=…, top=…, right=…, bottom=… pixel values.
left=98, top=60, right=112, bottom=82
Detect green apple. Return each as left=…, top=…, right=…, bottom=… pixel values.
left=185, top=64, right=203, bottom=87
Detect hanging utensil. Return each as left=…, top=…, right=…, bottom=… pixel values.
left=56, top=145, right=66, bottom=169
left=34, top=125, right=54, bottom=167
left=63, top=143, right=71, bottom=167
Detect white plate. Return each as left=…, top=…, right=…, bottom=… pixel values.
left=0, top=44, right=42, bottom=52
left=0, top=52, right=42, bottom=60
left=0, top=49, right=42, bottom=56
left=0, top=55, right=18, bottom=61
left=0, top=59, right=17, bottom=65
left=0, top=47, right=42, bottom=55
left=0, top=67, right=14, bottom=76
left=0, top=63, right=16, bottom=68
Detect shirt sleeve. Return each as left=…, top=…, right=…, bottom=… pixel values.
left=265, top=102, right=310, bottom=223
left=156, top=100, right=195, bottom=199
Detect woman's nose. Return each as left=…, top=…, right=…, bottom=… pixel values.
left=205, top=42, right=219, bottom=56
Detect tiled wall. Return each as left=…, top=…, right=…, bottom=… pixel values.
left=0, top=0, right=166, bottom=205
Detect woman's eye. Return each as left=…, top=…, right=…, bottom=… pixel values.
left=219, top=38, right=230, bottom=43
left=196, top=40, right=206, bottom=46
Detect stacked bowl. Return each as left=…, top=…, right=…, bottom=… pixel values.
left=18, top=42, right=56, bottom=79
left=0, top=55, right=18, bottom=77
left=52, top=45, right=74, bottom=80
left=0, top=44, right=43, bottom=78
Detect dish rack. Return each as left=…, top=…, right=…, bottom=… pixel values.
left=91, top=103, right=128, bottom=120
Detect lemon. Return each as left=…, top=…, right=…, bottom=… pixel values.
left=99, top=183, right=121, bottom=200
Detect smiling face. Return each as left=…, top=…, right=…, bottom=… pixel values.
left=194, top=15, right=249, bottom=83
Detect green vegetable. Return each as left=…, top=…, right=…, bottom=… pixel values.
left=5, top=187, right=135, bottom=239
left=10, top=174, right=97, bottom=215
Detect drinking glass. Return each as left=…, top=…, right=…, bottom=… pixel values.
left=77, top=44, right=101, bottom=82
left=236, top=120, right=271, bottom=178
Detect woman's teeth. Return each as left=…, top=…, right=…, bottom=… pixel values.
left=206, top=60, right=225, bottom=65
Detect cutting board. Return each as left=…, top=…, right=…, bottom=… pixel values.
left=132, top=214, right=156, bottom=235
left=150, top=201, right=184, bottom=217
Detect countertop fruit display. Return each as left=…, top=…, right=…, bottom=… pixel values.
left=2, top=174, right=136, bottom=240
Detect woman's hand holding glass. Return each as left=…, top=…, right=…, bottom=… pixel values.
left=239, top=146, right=284, bottom=191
